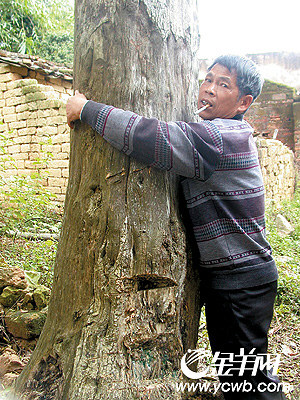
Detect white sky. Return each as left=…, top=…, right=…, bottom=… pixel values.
left=196, top=0, right=300, bottom=59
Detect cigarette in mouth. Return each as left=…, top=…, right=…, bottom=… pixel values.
left=194, top=103, right=210, bottom=115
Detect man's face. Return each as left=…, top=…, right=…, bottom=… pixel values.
left=197, top=63, right=249, bottom=120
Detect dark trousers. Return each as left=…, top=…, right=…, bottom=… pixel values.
left=200, top=281, right=287, bottom=400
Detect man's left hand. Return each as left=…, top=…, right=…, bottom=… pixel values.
left=66, top=90, right=88, bottom=129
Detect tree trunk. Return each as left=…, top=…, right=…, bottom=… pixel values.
left=15, top=1, right=200, bottom=398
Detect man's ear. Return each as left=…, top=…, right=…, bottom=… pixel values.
left=237, top=94, right=253, bottom=114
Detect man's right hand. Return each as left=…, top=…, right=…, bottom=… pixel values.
left=66, top=90, right=88, bottom=129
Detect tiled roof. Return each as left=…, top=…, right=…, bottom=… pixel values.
left=0, top=49, right=73, bottom=81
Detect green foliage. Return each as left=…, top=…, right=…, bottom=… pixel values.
left=0, top=133, right=57, bottom=235
left=0, top=0, right=46, bottom=54
left=265, top=188, right=300, bottom=317
left=39, top=32, right=74, bottom=66
left=0, top=127, right=61, bottom=287
left=0, top=0, right=74, bottom=66
left=36, top=0, right=74, bottom=66
left=0, top=237, right=57, bottom=288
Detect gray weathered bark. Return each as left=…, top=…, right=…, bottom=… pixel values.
left=15, top=1, right=201, bottom=398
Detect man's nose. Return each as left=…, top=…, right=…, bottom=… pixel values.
left=205, top=83, right=216, bottom=95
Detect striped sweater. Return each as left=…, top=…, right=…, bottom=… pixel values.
left=81, top=101, right=278, bottom=289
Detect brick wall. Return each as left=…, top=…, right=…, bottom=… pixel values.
left=245, top=81, right=295, bottom=151
left=293, top=101, right=300, bottom=170
left=256, top=138, right=295, bottom=203
left=0, top=63, right=71, bottom=204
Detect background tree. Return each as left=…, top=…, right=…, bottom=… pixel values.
left=0, top=0, right=74, bottom=65
left=15, top=0, right=201, bottom=398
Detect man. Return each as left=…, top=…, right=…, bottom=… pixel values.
left=67, top=55, right=286, bottom=399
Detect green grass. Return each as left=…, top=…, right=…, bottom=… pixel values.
left=0, top=130, right=60, bottom=287
left=0, top=236, right=58, bottom=288
left=265, top=187, right=300, bottom=317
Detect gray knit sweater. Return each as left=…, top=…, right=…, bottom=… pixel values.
left=81, top=101, right=278, bottom=289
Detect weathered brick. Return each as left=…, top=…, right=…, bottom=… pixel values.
left=54, top=194, right=65, bottom=203
left=9, top=120, right=28, bottom=130
left=3, top=106, right=16, bottom=115
left=41, top=144, right=61, bottom=153
left=0, top=122, right=8, bottom=133
left=64, top=81, right=73, bottom=90
left=6, top=96, right=26, bottom=107
left=49, top=84, right=64, bottom=93
left=14, top=169, right=32, bottom=176
left=24, top=160, right=38, bottom=169
left=0, top=64, right=11, bottom=74
left=56, top=152, right=69, bottom=160
left=13, top=135, right=32, bottom=144
left=25, top=92, right=48, bottom=103
left=17, top=127, right=36, bottom=136
left=4, top=129, right=18, bottom=139
left=27, top=118, right=47, bottom=127
left=62, top=169, right=69, bottom=178
left=60, top=93, right=69, bottom=103
left=1, top=168, right=17, bottom=176
left=48, top=168, right=62, bottom=178
left=47, top=186, right=62, bottom=194
left=3, top=114, right=17, bottom=123
left=61, top=143, right=70, bottom=153
left=0, top=83, right=7, bottom=91
left=27, top=102, right=38, bottom=111
left=20, top=144, right=30, bottom=152
left=16, top=103, right=30, bottom=113
left=58, top=106, right=67, bottom=116
left=14, top=160, right=25, bottom=169
left=48, top=177, right=65, bottom=187
left=36, top=126, right=58, bottom=136
left=4, top=88, right=23, bottom=99
left=7, top=144, right=21, bottom=154
left=48, top=77, right=62, bottom=85
left=0, top=73, right=22, bottom=83
left=30, top=144, right=41, bottom=152
left=22, top=84, right=54, bottom=95
left=9, top=120, right=27, bottom=130
left=37, top=108, right=58, bottom=118
left=31, top=135, right=49, bottom=144
left=34, top=99, right=62, bottom=110
left=35, top=72, right=48, bottom=82
left=48, top=159, right=69, bottom=168
left=7, top=79, right=38, bottom=90
left=17, top=111, right=33, bottom=121
left=52, top=134, right=70, bottom=144
left=29, top=152, right=44, bottom=162
left=57, top=125, right=69, bottom=135
left=272, top=93, right=286, bottom=101
left=47, top=116, right=67, bottom=125
left=9, top=65, right=28, bottom=77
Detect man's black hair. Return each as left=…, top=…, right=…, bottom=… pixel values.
left=208, top=55, right=264, bottom=102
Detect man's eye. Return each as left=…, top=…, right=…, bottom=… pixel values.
left=220, top=83, right=228, bottom=88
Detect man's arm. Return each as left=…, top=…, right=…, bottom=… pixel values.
left=66, top=91, right=223, bottom=180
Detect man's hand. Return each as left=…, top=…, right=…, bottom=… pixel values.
left=66, top=90, right=88, bottom=128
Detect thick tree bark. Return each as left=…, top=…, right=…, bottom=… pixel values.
left=15, top=1, right=201, bottom=398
